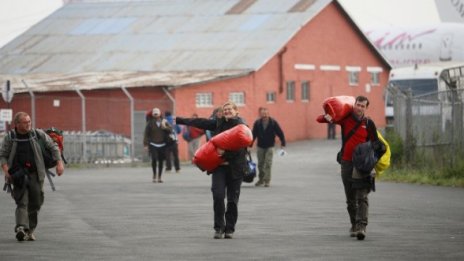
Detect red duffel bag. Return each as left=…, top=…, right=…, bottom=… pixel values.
left=210, top=124, right=253, bottom=151
left=192, top=141, right=224, bottom=172
left=320, top=96, right=355, bottom=123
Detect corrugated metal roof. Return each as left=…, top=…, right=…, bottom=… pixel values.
left=0, top=0, right=334, bottom=93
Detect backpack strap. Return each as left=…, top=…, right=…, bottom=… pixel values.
left=8, top=130, right=16, bottom=141
left=340, top=118, right=364, bottom=154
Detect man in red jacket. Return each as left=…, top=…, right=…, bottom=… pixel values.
left=319, top=96, right=380, bottom=241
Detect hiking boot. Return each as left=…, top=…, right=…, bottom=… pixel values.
left=27, top=232, right=36, bottom=241
left=356, top=227, right=366, bottom=240
left=16, top=226, right=27, bottom=242
left=213, top=230, right=224, bottom=239
left=255, top=181, right=264, bottom=187
left=224, top=232, right=233, bottom=239
left=349, top=226, right=357, bottom=237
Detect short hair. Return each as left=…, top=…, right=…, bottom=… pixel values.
left=355, top=96, right=370, bottom=107
left=222, top=101, right=238, bottom=111
left=14, top=112, right=29, bottom=124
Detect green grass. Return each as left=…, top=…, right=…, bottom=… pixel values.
left=379, top=166, right=464, bottom=187
left=381, top=128, right=464, bottom=188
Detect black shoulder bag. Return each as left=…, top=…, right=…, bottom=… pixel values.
left=337, top=118, right=364, bottom=164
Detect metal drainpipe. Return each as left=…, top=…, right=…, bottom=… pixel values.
left=277, top=47, right=287, bottom=93
left=121, top=86, right=135, bottom=162
left=75, top=87, right=87, bottom=164
left=162, top=86, right=175, bottom=116
left=21, top=80, right=36, bottom=128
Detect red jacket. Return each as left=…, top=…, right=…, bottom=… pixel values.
left=318, top=114, right=377, bottom=162
left=188, top=126, right=204, bottom=139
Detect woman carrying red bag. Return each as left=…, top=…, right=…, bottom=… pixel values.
left=176, top=101, right=248, bottom=239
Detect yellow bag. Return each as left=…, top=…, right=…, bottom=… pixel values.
left=374, top=130, right=391, bottom=176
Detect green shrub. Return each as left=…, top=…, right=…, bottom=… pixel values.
left=384, top=129, right=403, bottom=166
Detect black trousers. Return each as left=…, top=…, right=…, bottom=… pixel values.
left=165, top=142, right=180, bottom=171
left=211, top=166, right=243, bottom=233
left=149, top=145, right=166, bottom=177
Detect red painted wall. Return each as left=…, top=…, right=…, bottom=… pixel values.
left=1, top=87, right=171, bottom=136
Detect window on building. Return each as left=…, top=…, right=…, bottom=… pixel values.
left=229, top=92, right=245, bottom=106
left=195, top=92, right=213, bottom=107
left=348, top=71, right=359, bottom=86
left=286, top=81, right=295, bottom=101
left=266, top=91, right=276, bottom=103
left=301, top=81, right=310, bottom=101
left=370, top=72, right=380, bottom=85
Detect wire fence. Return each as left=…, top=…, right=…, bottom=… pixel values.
left=63, top=130, right=132, bottom=164
left=390, top=87, right=464, bottom=166
left=0, top=95, right=174, bottom=165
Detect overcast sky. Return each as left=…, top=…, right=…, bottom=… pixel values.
left=0, top=0, right=441, bottom=48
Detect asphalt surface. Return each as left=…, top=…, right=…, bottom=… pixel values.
left=1, top=139, right=463, bottom=261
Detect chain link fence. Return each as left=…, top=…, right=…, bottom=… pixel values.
left=1, top=95, right=173, bottom=165
left=389, top=86, right=464, bottom=166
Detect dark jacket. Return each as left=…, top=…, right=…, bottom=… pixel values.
left=0, top=129, right=60, bottom=182
left=143, top=117, right=172, bottom=146
left=252, top=117, right=286, bottom=149
left=176, top=116, right=248, bottom=179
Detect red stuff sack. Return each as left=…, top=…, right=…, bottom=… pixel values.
left=210, top=124, right=253, bottom=151
left=192, top=141, right=224, bottom=172
left=321, top=96, right=355, bottom=123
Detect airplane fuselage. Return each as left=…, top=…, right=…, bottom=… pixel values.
left=366, top=23, right=464, bottom=68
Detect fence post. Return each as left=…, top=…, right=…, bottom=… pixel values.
left=121, top=86, right=135, bottom=163
left=450, top=86, right=457, bottom=166
left=75, top=87, right=87, bottom=163
left=405, top=89, right=414, bottom=164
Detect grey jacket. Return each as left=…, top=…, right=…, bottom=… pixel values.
left=0, top=129, right=61, bottom=182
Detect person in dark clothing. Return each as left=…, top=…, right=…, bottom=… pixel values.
left=164, top=111, right=181, bottom=173
left=318, top=96, right=382, bottom=241
left=143, top=108, right=172, bottom=183
left=251, top=107, right=286, bottom=187
left=176, top=101, right=248, bottom=239
left=327, top=122, right=336, bottom=139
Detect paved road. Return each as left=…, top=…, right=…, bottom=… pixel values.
left=1, top=139, right=463, bottom=261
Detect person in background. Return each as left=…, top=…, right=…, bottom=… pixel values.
left=328, top=122, right=336, bottom=139
left=251, top=107, right=286, bottom=187
left=143, top=108, right=172, bottom=183
left=319, top=95, right=383, bottom=240
left=176, top=101, right=247, bottom=239
left=205, top=107, right=223, bottom=141
left=0, top=112, right=64, bottom=241
left=164, top=111, right=181, bottom=173
left=186, top=113, right=205, bottom=161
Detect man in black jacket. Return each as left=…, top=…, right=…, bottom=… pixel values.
left=251, top=107, right=286, bottom=187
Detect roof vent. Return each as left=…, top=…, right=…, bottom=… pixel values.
left=226, top=0, right=257, bottom=14
left=288, top=0, right=315, bottom=12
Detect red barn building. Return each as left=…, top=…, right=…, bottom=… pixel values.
left=0, top=0, right=390, bottom=161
